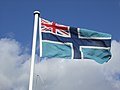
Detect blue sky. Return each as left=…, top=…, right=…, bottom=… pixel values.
left=0, top=0, right=120, bottom=90
left=0, top=0, right=120, bottom=46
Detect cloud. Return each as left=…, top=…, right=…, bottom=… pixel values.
left=0, top=38, right=30, bottom=90
left=102, top=40, right=120, bottom=89
left=0, top=38, right=120, bottom=90
left=35, top=40, right=120, bottom=90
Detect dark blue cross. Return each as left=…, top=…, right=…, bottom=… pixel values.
left=42, top=27, right=111, bottom=59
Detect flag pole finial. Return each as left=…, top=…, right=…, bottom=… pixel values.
left=34, top=11, right=40, bottom=15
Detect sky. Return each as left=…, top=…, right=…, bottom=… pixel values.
left=0, top=0, right=120, bottom=90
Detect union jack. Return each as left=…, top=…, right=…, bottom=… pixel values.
left=41, top=19, right=70, bottom=37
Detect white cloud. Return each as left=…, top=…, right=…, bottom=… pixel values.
left=35, top=40, right=120, bottom=90
left=0, top=38, right=30, bottom=90
left=0, top=38, right=120, bottom=90
left=102, top=40, right=120, bottom=89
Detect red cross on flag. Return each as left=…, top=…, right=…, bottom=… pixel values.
left=41, top=18, right=70, bottom=37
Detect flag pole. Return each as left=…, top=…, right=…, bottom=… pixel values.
left=39, top=16, right=42, bottom=58
left=29, top=11, right=40, bottom=90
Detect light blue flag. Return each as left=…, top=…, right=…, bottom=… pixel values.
left=40, top=18, right=112, bottom=64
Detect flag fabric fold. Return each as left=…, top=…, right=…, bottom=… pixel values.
left=40, top=18, right=112, bottom=64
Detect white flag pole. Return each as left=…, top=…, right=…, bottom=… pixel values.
left=29, top=11, right=40, bottom=90
left=39, top=17, right=42, bottom=57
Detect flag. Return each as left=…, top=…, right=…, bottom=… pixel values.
left=40, top=18, right=112, bottom=64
